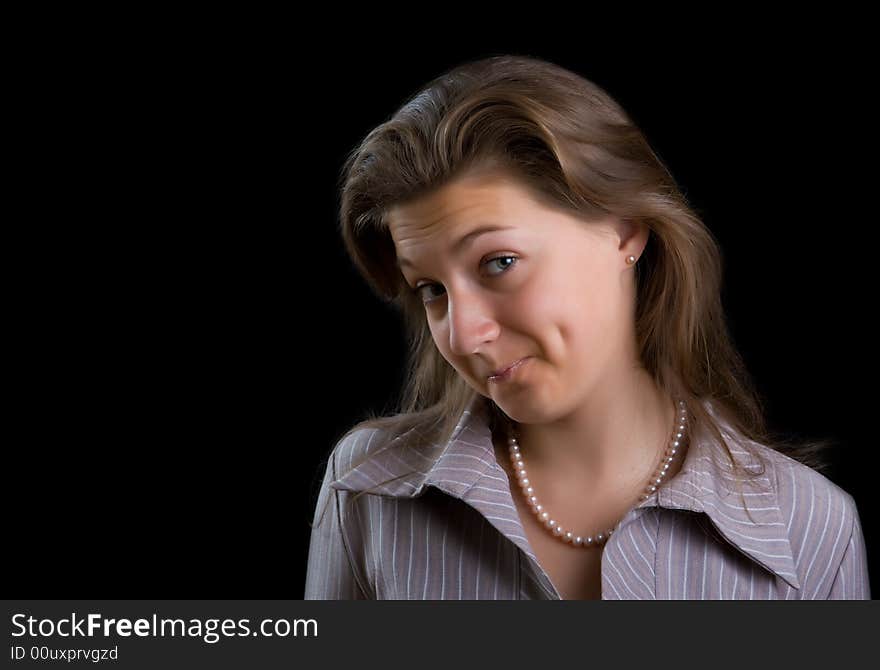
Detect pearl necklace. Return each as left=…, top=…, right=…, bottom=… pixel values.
left=507, top=399, right=688, bottom=548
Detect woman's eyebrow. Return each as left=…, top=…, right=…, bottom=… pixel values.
left=396, top=224, right=515, bottom=270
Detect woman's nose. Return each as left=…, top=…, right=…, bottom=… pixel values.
left=447, top=291, right=500, bottom=356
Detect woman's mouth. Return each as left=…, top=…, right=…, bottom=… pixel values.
left=487, top=357, right=531, bottom=383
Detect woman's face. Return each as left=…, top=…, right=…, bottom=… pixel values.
left=387, top=171, right=645, bottom=423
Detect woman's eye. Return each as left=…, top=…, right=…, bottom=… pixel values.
left=414, top=255, right=519, bottom=305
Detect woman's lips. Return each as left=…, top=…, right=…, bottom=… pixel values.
left=487, top=357, right=531, bottom=383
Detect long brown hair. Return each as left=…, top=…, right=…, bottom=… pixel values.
left=317, top=53, right=834, bottom=525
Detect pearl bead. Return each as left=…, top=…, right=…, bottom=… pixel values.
left=508, top=396, right=688, bottom=549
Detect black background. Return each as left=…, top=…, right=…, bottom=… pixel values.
left=7, top=18, right=876, bottom=598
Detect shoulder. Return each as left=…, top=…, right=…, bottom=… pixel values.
left=327, top=426, right=390, bottom=478
left=749, top=441, right=860, bottom=554
left=324, top=423, right=436, bottom=498
left=762, top=444, right=857, bottom=525
left=750, top=441, right=870, bottom=597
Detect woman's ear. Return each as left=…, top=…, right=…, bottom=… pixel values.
left=612, top=217, right=649, bottom=258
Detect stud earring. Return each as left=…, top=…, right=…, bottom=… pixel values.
left=626, top=255, right=636, bottom=265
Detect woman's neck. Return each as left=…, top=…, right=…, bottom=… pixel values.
left=505, top=370, right=677, bottom=498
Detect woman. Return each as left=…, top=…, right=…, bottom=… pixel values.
left=304, top=54, right=870, bottom=599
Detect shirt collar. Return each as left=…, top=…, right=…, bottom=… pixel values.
left=330, top=394, right=801, bottom=590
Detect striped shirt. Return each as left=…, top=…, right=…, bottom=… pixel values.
left=305, top=395, right=870, bottom=599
